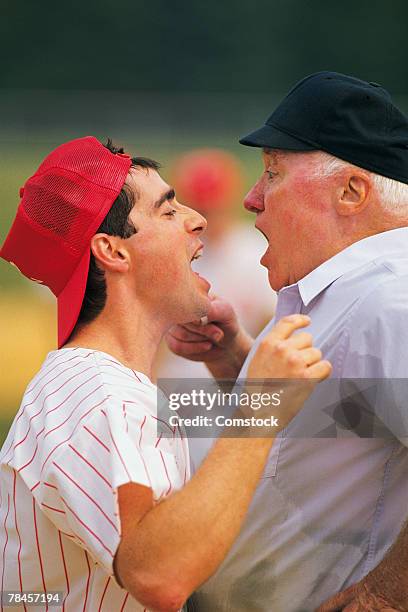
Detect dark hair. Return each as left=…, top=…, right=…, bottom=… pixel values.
left=71, top=139, right=160, bottom=336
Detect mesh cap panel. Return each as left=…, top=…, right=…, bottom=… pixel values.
left=23, top=174, right=88, bottom=248
left=37, top=137, right=131, bottom=191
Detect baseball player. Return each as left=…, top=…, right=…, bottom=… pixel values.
left=0, top=137, right=331, bottom=611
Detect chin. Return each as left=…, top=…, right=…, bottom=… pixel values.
left=267, top=270, right=286, bottom=292
left=178, top=293, right=211, bottom=326
left=197, top=297, right=211, bottom=319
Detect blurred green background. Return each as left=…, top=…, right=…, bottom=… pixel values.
left=1, top=0, right=408, bottom=443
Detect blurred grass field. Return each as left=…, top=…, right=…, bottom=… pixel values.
left=0, top=139, right=264, bottom=445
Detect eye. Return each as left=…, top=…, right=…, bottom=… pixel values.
left=266, top=169, right=277, bottom=180
left=164, top=209, right=177, bottom=217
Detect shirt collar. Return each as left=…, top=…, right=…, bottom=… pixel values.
left=293, top=227, right=408, bottom=306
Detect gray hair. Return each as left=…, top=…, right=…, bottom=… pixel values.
left=311, top=151, right=408, bottom=209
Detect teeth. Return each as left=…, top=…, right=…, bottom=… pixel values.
left=191, top=248, right=203, bottom=262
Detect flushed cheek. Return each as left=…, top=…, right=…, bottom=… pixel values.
left=282, top=210, right=304, bottom=239
left=290, top=174, right=328, bottom=212
left=262, top=210, right=298, bottom=249
left=265, top=185, right=308, bottom=240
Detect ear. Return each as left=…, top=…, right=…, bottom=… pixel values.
left=90, top=233, right=129, bottom=273
left=335, top=173, right=371, bottom=216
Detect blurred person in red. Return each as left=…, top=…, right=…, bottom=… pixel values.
left=156, top=148, right=276, bottom=379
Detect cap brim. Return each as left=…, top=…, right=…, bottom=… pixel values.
left=57, top=248, right=90, bottom=348
left=239, top=123, right=317, bottom=151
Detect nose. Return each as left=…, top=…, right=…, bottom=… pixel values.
left=184, top=206, right=207, bottom=235
left=244, top=181, right=265, bottom=214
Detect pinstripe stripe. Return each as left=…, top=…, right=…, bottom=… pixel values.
left=59, top=530, right=70, bottom=612
left=83, top=425, right=110, bottom=452
left=40, top=396, right=111, bottom=475
left=68, top=443, right=112, bottom=488
left=83, top=550, right=91, bottom=612
left=33, top=498, right=48, bottom=611
left=160, top=451, right=173, bottom=496
left=60, top=496, right=115, bottom=558
left=43, top=381, right=104, bottom=439
left=13, top=472, right=27, bottom=612
left=1, top=494, right=10, bottom=612
left=106, top=423, right=132, bottom=481
left=98, top=576, right=111, bottom=611
left=120, top=592, right=129, bottom=611
left=5, top=365, right=96, bottom=462
left=41, top=502, right=66, bottom=514
left=25, top=350, right=81, bottom=394
left=122, top=402, right=129, bottom=434
left=53, top=462, right=118, bottom=532
left=139, top=415, right=146, bottom=447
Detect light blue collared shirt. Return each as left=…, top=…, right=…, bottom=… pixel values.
left=191, top=227, right=408, bottom=612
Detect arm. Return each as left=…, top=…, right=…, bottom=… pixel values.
left=166, top=295, right=255, bottom=381
left=317, top=523, right=408, bottom=611
left=115, top=436, right=276, bottom=611
left=116, top=314, right=331, bottom=611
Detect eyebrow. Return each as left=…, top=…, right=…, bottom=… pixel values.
left=154, top=188, right=176, bottom=208
left=263, top=148, right=282, bottom=166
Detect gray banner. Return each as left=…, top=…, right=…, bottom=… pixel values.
left=157, top=378, right=408, bottom=439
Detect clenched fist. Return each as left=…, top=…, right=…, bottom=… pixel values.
left=248, top=314, right=331, bottom=381
left=239, top=314, right=331, bottom=435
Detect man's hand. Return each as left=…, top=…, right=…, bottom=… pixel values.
left=247, top=314, right=330, bottom=381
left=316, top=581, right=402, bottom=611
left=317, top=516, right=408, bottom=612
left=240, top=314, right=331, bottom=434
left=166, top=295, right=253, bottom=379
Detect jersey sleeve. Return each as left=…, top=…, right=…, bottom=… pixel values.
left=36, top=385, right=182, bottom=575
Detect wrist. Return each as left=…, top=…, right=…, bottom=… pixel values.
left=230, top=329, right=253, bottom=371
left=206, top=329, right=253, bottom=380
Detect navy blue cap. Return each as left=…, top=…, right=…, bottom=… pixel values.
left=239, top=71, right=408, bottom=184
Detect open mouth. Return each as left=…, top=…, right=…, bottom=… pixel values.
left=189, top=244, right=211, bottom=292
left=255, top=223, right=269, bottom=243
left=255, top=224, right=271, bottom=267
left=190, top=246, right=204, bottom=264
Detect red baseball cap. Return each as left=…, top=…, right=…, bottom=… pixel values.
left=0, top=136, right=132, bottom=348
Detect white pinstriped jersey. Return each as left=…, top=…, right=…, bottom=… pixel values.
left=0, top=347, right=190, bottom=611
